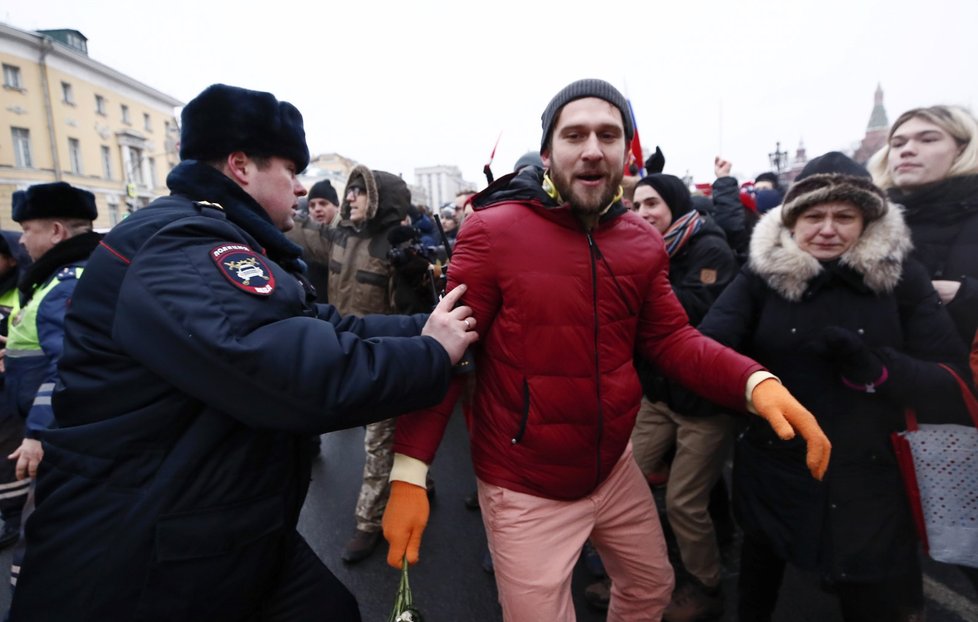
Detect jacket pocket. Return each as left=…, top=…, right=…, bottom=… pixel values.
left=355, top=269, right=388, bottom=288
left=135, top=495, right=285, bottom=620
left=512, top=379, right=530, bottom=444
left=155, top=494, right=283, bottom=562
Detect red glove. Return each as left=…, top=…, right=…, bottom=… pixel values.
left=382, top=481, right=430, bottom=568
left=752, top=379, right=832, bottom=480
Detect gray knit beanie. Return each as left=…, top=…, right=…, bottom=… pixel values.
left=540, top=79, right=634, bottom=152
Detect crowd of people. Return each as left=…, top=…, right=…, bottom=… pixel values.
left=0, top=78, right=974, bottom=622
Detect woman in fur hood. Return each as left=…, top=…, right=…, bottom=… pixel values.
left=698, top=153, right=970, bottom=622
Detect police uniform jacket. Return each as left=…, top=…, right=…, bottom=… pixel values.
left=10, top=161, right=453, bottom=620
left=5, top=231, right=100, bottom=437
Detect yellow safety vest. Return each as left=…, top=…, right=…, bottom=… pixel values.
left=7, top=267, right=83, bottom=357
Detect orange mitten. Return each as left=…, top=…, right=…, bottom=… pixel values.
left=751, top=379, right=832, bottom=480
left=382, top=481, right=430, bottom=568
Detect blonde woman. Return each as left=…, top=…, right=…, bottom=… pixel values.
left=869, top=105, right=978, bottom=347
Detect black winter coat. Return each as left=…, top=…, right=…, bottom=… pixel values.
left=710, top=176, right=759, bottom=265
left=889, top=174, right=978, bottom=345
left=699, top=204, right=969, bottom=582
left=637, top=215, right=737, bottom=415
left=10, top=162, right=452, bottom=620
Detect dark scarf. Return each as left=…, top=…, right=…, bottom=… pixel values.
left=888, top=174, right=978, bottom=226
left=18, top=231, right=101, bottom=306
left=663, top=210, right=705, bottom=257
left=165, top=161, right=305, bottom=273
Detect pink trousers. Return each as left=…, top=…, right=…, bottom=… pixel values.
left=478, top=444, right=674, bottom=621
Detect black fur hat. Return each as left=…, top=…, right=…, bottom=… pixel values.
left=308, top=180, right=338, bottom=206
left=13, top=182, right=97, bottom=222
left=11, top=190, right=26, bottom=218
left=540, top=79, right=634, bottom=152
left=179, top=84, right=310, bottom=172
left=781, top=173, right=887, bottom=228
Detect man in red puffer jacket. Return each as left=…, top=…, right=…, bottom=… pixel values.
left=383, top=79, right=833, bottom=622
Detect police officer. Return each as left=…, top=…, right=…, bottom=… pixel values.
left=5, top=183, right=100, bottom=482
left=0, top=209, right=32, bottom=550
left=3, top=182, right=101, bottom=591
left=9, top=84, right=477, bottom=621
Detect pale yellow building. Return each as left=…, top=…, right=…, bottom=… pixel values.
left=0, top=22, right=181, bottom=229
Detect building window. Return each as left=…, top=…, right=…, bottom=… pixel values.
left=65, top=32, right=88, bottom=54
left=61, top=81, right=74, bottom=105
left=68, top=138, right=82, bottom=175
left=11, top=127, right=32, bottom=168
left=147, top=157, right=157, bottom=188
left=101, top=145, right=112, bottom=179
left=125, top=146, right=144, bottom=185
left=143, top=113, right=152, bottom=132
left=95, top=94, right=106, bottom=115
left=108, top=197, right=120, bottom=226
left=2, top=64, right=22, bottom=89
left=121, top=104, right=130, bottom=125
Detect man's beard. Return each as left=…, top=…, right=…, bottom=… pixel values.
left=551, top=166, right=622, bottom=215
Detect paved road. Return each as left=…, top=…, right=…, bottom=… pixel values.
left=1, top=409, right=976, bottom=620
left=299, top=411, right=978, bottom=622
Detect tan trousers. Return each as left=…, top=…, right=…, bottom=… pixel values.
left=631, top=397, right=733, bottom=587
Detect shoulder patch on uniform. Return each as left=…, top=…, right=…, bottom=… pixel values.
left=210, top=244, right=276, bottom=296
left=699, top=268, right=717, bottom=285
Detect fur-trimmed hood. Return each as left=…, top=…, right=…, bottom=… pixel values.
left=748, top=202, right=913, bottom=301
left=339, top=165, right=410, bottom=232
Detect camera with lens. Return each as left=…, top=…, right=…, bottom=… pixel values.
left=387, top=226, right=449, bottom=314
left=387, top=226, right=447, bottom=269
left=388, top=241, right=433, bottom=268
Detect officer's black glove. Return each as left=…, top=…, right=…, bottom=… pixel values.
left=811, top=326, right=888, bottom=393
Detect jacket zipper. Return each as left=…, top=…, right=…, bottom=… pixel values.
left=592, top=240, right=635, bottom=316
left=586, top=232, right=604, bottom=489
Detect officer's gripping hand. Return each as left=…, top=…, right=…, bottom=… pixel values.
left=751, top=379, right=831, bottom=480
left=422, top=284, right=478, bottom=365
left=383, top=480, right=430, bottom=568
left=9, top=438, right=43, bottom=480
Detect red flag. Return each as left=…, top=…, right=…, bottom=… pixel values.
left=626, top=100, right=644, bottom=177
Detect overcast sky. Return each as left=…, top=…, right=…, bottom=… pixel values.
left=4, top=0, right=976, bottom=192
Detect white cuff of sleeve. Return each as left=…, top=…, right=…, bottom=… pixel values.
left=389, top=453, right=429, bottom=488
left=745, top=371, right=779, bottom=414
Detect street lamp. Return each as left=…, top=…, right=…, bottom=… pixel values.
left=768, top=141, right=789, bottom=181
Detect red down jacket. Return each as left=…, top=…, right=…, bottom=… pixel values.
left=394, top=171, right=761, bottom=500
